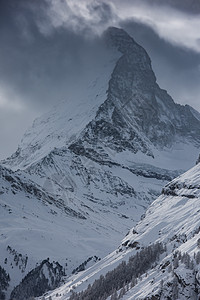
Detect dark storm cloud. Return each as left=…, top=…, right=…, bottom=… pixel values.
left=39, top=0, right=200, bottom=53
left=116, top=0, right=200, bottom=14
left=144, top=0, right=200, bottom=14
left=0, top=0, right=115, bottom=111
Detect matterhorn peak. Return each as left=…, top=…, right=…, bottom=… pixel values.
left=103, top=26, right=134, bottom=45
left=103, top=26, right=149, bottom=57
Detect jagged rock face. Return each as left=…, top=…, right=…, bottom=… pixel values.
left=105, top=27, right=155, bottom=94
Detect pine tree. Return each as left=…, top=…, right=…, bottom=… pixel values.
left=110, top=289, right=118, bottom=300
left=173, top=257, right=179, bottom=269
left=69, top=242, right=165, bottom=300
left=172, top=276, right=178, bottom=300
left=118, top=285, right=125, bottom=298
left=196, top=251, right=200, bottom=264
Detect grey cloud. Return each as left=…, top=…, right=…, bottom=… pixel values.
left=0, top=108, right=37, bottom=160
left=40, top=0, right=117, bottom=36
left=0, top=1, right=111, bottom=110
left=120, top=0, right=200, bottom=14
left=88, top=2, right=115, bottom=25
left=36, top=0, right=200, bottom=53
left=145, top=0, right=200, bottom=14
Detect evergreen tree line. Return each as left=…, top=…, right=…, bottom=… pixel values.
left=69, top=242, right=165, bottom=300
left=7, top=245, right=28, bottom=272
left=0, top=265, right=10, bottom=300
left=72, top=256, right=100, bottom=274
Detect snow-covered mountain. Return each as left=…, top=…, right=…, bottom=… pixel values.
left=3, top=28, right=200, bottom=171
left=42, top=159, right=200, bottom=300
left=1, top=27, right=200, bottom=299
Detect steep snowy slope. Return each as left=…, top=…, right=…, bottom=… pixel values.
left=1, top=27, right=200, bottom=299
left=42, top=160, right=200, bottom=299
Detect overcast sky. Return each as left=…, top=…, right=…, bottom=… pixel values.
left=0, top=0, right=200, bottom=159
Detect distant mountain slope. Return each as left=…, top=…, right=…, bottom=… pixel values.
left=43, top=159, right=200, bottom=299
left=0, top=162, right=155, bottom=299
